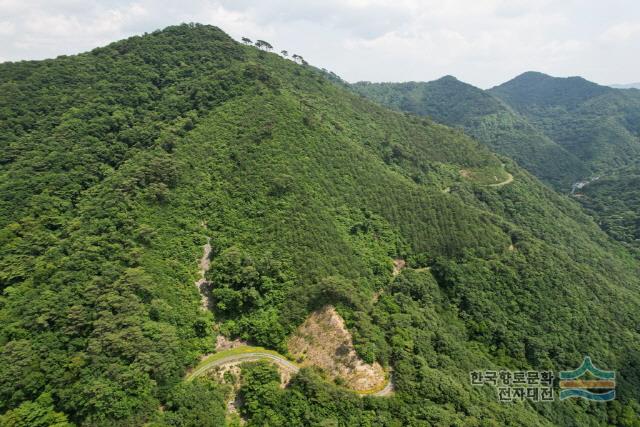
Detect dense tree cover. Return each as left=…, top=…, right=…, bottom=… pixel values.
left=490, top=71, right=640, bottom=174
left=489, top=72, right=640, bottom=252
left=156, top=378, right=227, bottom=426
left=578, top=166, right=640, bottom=254
left=236, top=269, right=640, bottom=426
left=352, top=77, right=589, bottom=189
left=491, top=71, right=613, bottom=108
left=1, top=24, right=640, bottom=426
left=0, top=393, right=71, bottom=427
left=353, top=72, right=640, bottom=259
left=0, top=23, right=249, bottom=426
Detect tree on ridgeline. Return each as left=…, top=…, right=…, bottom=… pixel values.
left=255, top=40, right=273, bottom=51
left=241, top=37, right=253, bottom=45
left=280, top=50, right=288, bottom=57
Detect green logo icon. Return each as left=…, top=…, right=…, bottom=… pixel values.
left=559, top=356, right=615, bottom=401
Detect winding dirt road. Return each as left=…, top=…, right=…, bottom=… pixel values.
left=374, top=373, right=394, bottom=396
left=188, top=352, right=299, bottom=381
left=188, top=351, right=394, bottom=397
left=488, top=172, right=514, bottom=187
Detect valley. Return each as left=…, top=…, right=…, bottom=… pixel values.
left=354, top=72, right=640, bottom=256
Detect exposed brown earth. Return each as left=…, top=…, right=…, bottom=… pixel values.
left=287, top=305, right=386, bottom=392
left=392, top=258, right=406, bottom=276
left=195, top=238, right=212, bottom=310
left=215, top=335, right=248, bottom=351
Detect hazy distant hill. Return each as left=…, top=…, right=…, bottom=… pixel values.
left=611, top=82, right=640, bottom=89
left=489, top=72, right=640, bottom=252
left=352, top=77, right=589, bottom=188
left=353, top=72, right=640, bottom=253
left=1, top=25, right=640, bottom=426
left=490, top=71, right=640, bottom=173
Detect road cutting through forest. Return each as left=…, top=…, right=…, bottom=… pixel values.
left=489, top=172, right=514, bottom=187
left=188, top=348, right=394, bottom=397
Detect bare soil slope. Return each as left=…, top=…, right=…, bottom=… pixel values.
left=287, top=306, right=386, bottom=392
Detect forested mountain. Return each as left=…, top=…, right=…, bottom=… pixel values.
left=490, top=71, right=640, bottom=173
left=490, top=72, right=640, bottom=252
left=1, top=24, right=640, bottom=426
left=351, top=78, right=589, bottom=188
left=611, top=83, right=640, bottom=89
left=354, top=72, right=640, bottom=254
left=578, top=166, right=640, bottom=254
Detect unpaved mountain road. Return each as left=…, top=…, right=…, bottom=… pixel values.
left=374, top=373, right=394, bottom=396
left=188, top=351, right=394, bottom=397
left=195, top=238, right=212, bottom=310
left=489, top=172, right=514, bottom=187
left=188, top=352, right=299, bottom=381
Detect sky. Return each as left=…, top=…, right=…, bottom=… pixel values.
left=0, top=0, right=638, bottom=88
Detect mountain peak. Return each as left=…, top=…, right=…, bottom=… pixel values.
left=90, top=23, right=236, bottom=59
left=512, top=70, right=552, bottom=81
left=490, top=71, right=611, bottom=108
left=429, top=75, right=482, bottom=93
left=437, top=74, right=459, bottom=82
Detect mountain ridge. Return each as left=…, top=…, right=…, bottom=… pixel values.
left=610, top=82, right=640, bottom=90
left=1, top=24, right=640, bottom=426
left=489, top=71, right=614, bottom=108
left=489, top=71, right=640, bottom=172
left=352, top=76, right=589, bottom=188
left=353, top=70, right=640, bottom=255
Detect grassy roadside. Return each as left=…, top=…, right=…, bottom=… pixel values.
left=186, top=346, right=298, bottom=381
left=186, top=346, right=393, bottom=396
left=352, top=372, right=392, bottom=396
left=462, top=165, right=512, bottom=186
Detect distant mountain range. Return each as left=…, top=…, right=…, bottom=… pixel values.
left=489, top=72, right=640, bottom=175
left=353, top=71, right=640, bottom=253
left=610, top=82, right=640, bottom=89
left=352, top=75, right=589, bottom=189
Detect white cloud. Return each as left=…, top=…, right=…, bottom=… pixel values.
left=0, top=21, right=16, bottom=35
left=600, top=21, right=640, bottom=42
left=0, top=0, right=638, bottom=87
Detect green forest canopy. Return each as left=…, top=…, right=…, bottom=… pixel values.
left=352, top=72, right=640, bottom=256
left=1, top=24, right=640, bottom=426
